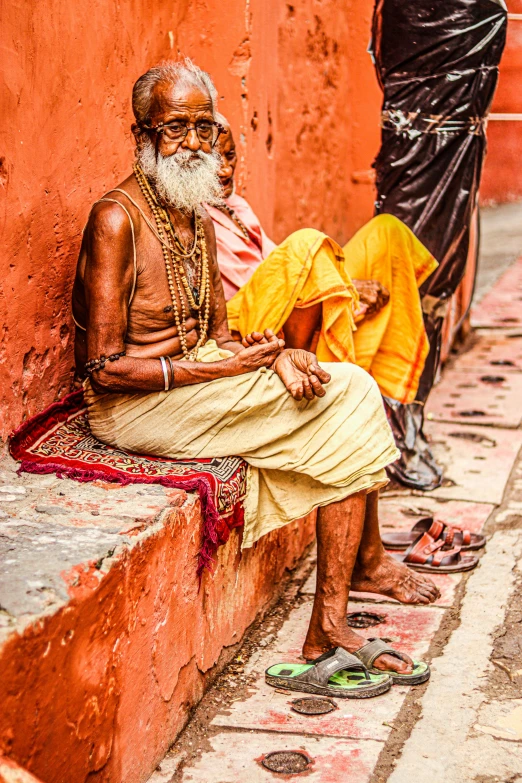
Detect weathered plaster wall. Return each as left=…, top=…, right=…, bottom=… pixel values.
left=0, top=0, right=381, bottom=439
left=481, top=2, right=522, bottom=205
left=274, top=0, right=380, bottom=245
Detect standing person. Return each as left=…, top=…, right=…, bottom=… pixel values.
left=370, top=0, right=508, bottom=488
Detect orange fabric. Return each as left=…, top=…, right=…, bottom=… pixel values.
left=214, top=205, right=437, bottom=404
left=344, top=215, right=437, bottom=403
left=226, top=228, right=360, bottom=363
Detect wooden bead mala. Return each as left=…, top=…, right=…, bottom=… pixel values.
left=133, top=162, right=211, bottom=361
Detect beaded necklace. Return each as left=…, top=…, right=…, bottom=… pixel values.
left=216, top=204, right=251, bottom=241
left=133, top=162, right=211, bottom=360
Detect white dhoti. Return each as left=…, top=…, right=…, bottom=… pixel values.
left=84, top=341, right=399, bottom=547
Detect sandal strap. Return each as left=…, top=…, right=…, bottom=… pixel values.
left=412, top=517, right=445, bottom=540
left=297, top=647, right=369, bottom=686
left=403, top=531, right=445, bottom=564
left=412, top=516, right=472, bottom=550
left=431, top=543, right=462, bottom=566
left=354, top=638, right=409, bottom=669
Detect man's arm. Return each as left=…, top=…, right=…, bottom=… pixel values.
left=83, top=202, right=281, bottom=394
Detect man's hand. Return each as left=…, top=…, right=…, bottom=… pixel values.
left=353, top=279, right=390, bottom=319
left=273, top=349, right=331, bottom=401
left=231, top=331, right=285, bottom=373
left=241, top=329, right=282, bottom=348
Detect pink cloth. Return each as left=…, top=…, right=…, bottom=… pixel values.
left=206, top=193, right=277, bottom=301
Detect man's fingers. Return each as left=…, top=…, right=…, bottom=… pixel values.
left=309, top=364, right=331, bottom=384
left=251, top=331, right=268, bottom=343
left=290, top=382, right=304, bottom=401
left=302, top=377, right=314, bottom=400
left=309, top=374, right=326, bottom=397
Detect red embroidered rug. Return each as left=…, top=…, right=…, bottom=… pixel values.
left=9, top=390, right=248, bottom=576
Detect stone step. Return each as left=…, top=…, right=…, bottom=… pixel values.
left=0, top=454, right=315, bottom=783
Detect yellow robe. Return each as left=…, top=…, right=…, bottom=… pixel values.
left=226, top=214, right=437, bottom=404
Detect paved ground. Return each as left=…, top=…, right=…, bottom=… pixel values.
left=148, top=205, right=522, bottom=783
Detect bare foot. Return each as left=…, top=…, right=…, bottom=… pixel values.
left=352, top=551, right=440, bottom=604
left=302, top=624, right=413, bottom=675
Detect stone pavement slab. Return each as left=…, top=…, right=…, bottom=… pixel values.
left=378, top=496, right=493, bottom=533
left=425, top=368, right=522, bottom=428
left=423, top=421, right=522, bottom=504
left=388, top=531, right=522, bottom=783
left=211, top=683, right=408, bottom=741
left=302, top=499, right=492, bottom=607
left=472, top=256, right=522, bottom=328
left=455, top=329, right=522, bottom=372
left=214, top=600, right=442, bottom=742
left=180, top=731, right=385, bottom=783
left=301, top=567, right=461, bottom=608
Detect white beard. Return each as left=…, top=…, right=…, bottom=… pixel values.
left=137, top=139, right=223, bottom=212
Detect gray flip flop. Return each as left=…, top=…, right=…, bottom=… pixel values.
left=266, top=646, right=392, bottom=699
left=353, top=638, right=430, bottom=685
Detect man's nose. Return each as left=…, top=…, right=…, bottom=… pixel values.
left=181, top=127, right=201, bottom=152
left=219, top=163, right=233, bottom=179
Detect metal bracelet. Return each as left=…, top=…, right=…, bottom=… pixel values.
left=166, top=355, right=175, bottom=389
left=159, top=356, right=169, bottom=391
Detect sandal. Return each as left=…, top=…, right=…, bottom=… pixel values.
left=382, top=517, right=485, bottom=551
left=353, top=638, right=430, bottom=685
left=265, top=646, right=392, bottom=699
left=391, top=530, right=479, bottom=573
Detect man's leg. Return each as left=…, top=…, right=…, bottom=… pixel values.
left=351, top=490, right=440, bottom=603
left=303, top=491, right=415, bottom=674
left=283, top=303, right=322, bottom=351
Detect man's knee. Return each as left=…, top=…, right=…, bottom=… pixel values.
left=330, top=361, right=381, bottom=398
left=368, top=213, right=407, bottom=236
left=284, top=227, right=325, bottom=248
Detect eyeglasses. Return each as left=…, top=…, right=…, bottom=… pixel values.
left=140, top=120, right=225, bottom=146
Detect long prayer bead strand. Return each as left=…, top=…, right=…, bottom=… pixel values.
left=133, top=162, right=211, bottom=360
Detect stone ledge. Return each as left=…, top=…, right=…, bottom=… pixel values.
left=0, top=455, right=315, bottom=783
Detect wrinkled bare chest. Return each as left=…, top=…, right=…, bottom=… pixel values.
left=127, top=230, right=214, bottom=332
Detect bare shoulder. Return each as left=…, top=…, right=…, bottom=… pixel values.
left=88, top=200, right=132, bottom=238
left=86, top=174, right=139, bottom=241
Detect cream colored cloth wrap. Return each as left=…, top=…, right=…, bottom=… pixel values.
left=85, top=341, right=399, bottom=548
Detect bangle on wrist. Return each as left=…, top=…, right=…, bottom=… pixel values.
left=166, top=355, right=175, bottom=389
left=159, top=356, right=169, bottom=391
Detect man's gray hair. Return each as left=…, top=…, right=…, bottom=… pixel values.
left=132, top=58, right=217, bottom=125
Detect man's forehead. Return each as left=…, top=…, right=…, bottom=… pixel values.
left=149, top=80, right=213, bottom=118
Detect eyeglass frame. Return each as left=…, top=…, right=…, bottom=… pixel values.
left=138, top=119, right=226, bottom=147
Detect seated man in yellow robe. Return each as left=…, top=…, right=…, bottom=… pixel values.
left=206, top=117, right=438, bottom=407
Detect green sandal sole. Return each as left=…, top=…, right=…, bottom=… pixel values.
left=368, top=660, right=430, bottom=686
left=265, top=662, right=392, bottom=699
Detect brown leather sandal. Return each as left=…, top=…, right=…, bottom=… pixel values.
left=382, top=518, right=486, bottom=552
left=391, top=530, right=479, bottom=573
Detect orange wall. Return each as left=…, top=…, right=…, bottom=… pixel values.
left=0, top=0, right=380, bottom=440
left=481, top=3, right=522, bottom=205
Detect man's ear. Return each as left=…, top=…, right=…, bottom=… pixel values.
left=131, top=123, right=145, bottom=148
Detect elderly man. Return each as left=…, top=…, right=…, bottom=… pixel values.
left=73, top=59, right=440, bottom=696
left=208, top=117, right=438, bottom=407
